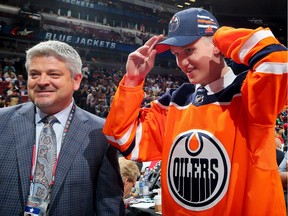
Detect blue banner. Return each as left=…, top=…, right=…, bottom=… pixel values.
left=0, top=25, right=139, bottom=53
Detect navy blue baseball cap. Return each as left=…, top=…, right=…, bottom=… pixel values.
left=155, top=8, right=219, bottom=53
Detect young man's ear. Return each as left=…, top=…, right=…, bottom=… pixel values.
left=213, top=45, right=221, bottom=55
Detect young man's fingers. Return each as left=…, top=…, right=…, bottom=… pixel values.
left=148, top=35, right=164, bottom=53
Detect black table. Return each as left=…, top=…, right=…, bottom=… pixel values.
left=126, top=206, right=160, bottom=216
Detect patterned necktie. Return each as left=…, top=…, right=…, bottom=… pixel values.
left=33, top=115, right=58, bottom=201
left=193, top=86, right=208, bottom=105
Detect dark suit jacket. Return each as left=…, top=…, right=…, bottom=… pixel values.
left=0, top=102, right=125, bottom=215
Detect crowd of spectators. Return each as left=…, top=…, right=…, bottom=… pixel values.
left=0, top=61, right=28, bottom=108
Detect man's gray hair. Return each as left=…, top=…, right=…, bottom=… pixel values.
left=25, top=40, right=82, bottom=77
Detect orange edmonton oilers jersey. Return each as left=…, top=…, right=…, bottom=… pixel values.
left=103, top=27, right=288, bottom=215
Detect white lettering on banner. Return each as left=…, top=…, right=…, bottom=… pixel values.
left=44, top=32, right=117, bottom=49
left=61, top=0, right=94, bottom=8
left=45, top=33, right=72, bottom=43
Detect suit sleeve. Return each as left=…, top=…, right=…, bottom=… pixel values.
left=95, top=144, right=125, bottom=216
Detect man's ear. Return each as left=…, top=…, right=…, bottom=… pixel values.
left=73, top=73, right=83, bottom=91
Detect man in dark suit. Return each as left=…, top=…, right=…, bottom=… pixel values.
left=0, top=40, right=125, bottom=215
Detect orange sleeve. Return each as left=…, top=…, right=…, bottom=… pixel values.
left=103, top=75, right=165, bottom=161
left=214, top=26, right=287, bottom=124
left=213, top=26, right=283, bottom=65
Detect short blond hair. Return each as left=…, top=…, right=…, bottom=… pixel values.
left=118, top=157, right=140, bottom=183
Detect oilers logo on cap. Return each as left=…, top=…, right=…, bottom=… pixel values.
left=169, top=15, right=180, bottom=33
left=167, top=129, right=230, bottom=211
left=155, top=8, right=220, bottom=53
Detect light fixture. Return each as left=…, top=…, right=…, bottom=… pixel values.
left=177, top=4, right=183, bottom=8
left=190, top=0, right=196, bottom=2
left=184, top=2, right=191, bottom=5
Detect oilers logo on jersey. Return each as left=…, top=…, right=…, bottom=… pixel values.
left=167, top=129, right=231, bottom=211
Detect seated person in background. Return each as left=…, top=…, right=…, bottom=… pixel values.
left=14, top=74, right=27, bottom=89
left=3, top=69, right=17, bottom=83
left=5, top=89, right=21, bottom=106
left=119, top=157, right=140, bottom=199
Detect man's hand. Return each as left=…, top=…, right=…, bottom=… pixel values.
left=125, top=35, right=164, bottom=86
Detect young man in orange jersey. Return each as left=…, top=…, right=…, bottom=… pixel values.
left=103, top=7, right=287, bottom=215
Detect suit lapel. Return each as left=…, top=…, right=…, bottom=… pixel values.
left=49, top=107, right=90, bottom=207
left=13, top=103, right=36, bottom=204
